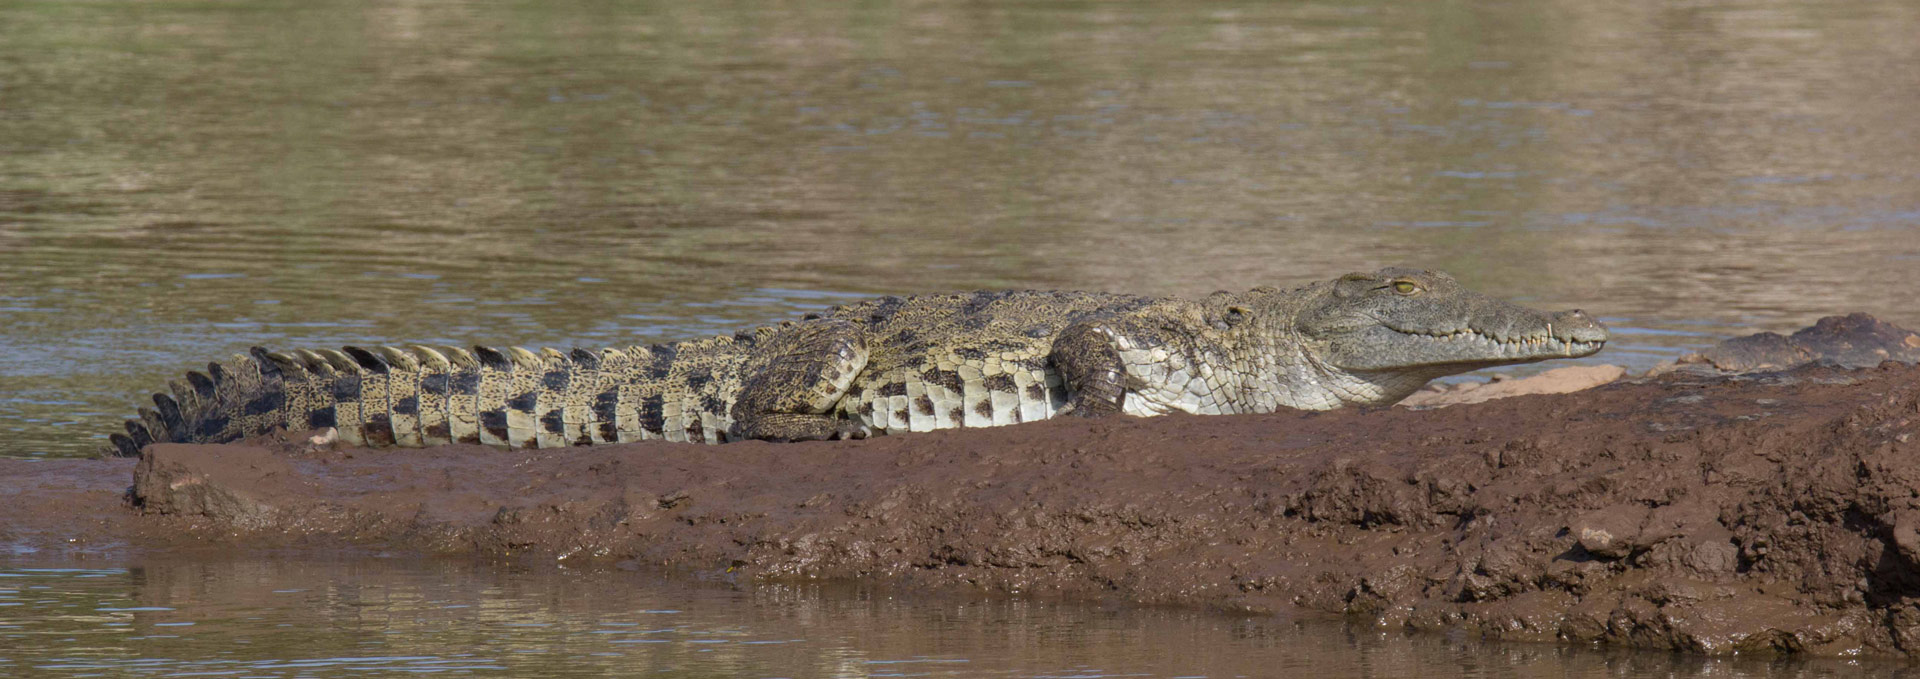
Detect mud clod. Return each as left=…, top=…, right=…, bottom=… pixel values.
left=1668, top=313, right=1920, bottom=374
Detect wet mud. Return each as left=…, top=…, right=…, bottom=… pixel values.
left=1672, top=312, right=1920, bottom=374
left=9, top=362, right=1920, bottom=656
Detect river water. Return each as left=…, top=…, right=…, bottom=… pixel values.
left=2, top=0, right=1918, bottom=673
left=0, top=561, right=1910, bottom=678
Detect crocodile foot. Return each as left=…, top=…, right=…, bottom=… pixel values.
left=831, top=421, right=874, bottom=440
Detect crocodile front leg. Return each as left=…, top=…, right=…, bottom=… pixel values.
left=1049, top=301, right=1231, bottom=418
left=1049, top=320, right=1130, bottom=417
left=728, top=319, right=873, bottom=442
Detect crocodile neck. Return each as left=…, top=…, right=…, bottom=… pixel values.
left=1222, top=285, right=1463, bottom=411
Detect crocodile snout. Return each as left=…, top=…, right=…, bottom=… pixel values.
left=1551, top=309, right=1609, bottom=344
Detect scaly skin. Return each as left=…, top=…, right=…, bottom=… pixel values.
left=104, top=268, right=1607, bottom=455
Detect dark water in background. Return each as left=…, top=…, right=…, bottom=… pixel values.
left=3, top=1, right=1920, bottom=674
left=2, top=0, right=1917, bottom=458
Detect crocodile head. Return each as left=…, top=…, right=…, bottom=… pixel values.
left=1286, top=267, right=1607, bottom=402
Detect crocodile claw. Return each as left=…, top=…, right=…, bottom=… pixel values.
left=832, top=422, right=874, bottom=440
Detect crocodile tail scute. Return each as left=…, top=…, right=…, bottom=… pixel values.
left=277, top=343, right=486, bottom=450
left=104, top=341, right=697, bottom=456
left=106, top=348, right=292, bottom=456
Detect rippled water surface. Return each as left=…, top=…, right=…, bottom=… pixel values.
left=0, top=562, right=1910, bottom=678
left=3, top=0, right=1917, bottom=458
left=3, top=0, right=1920, bottom=673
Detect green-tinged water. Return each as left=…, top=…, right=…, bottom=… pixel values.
left=3, top=0, right=1919, bottom=673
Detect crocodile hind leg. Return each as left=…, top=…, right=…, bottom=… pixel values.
left=728, top=319, right=872, bottom=442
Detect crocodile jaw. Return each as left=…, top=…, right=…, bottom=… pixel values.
left=1298, top=324, right=1607, bottom=408
left=1364, top=324, right=1607, bottom=369
left=1311, top=308, right=1609, bottom=377
left=1283, top=268, right=1609, bottom=404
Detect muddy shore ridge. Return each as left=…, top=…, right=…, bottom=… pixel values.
left=6, top=314, right=1920, bottom=657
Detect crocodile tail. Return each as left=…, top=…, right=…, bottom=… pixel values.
left=106, top=347, right=295, bottom=456
left=104, top=344, right=656, bottom=456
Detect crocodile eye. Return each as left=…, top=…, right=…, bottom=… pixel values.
left=1392, top=281, right=1420, bottom=294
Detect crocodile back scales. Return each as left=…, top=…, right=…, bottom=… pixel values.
left=112, top=291, right=1153, bottom=452
left=114, top=332, right=768, bottom=452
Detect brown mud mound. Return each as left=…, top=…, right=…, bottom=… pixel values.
left=1671, top=313, right=1920, bottom=374
left=0, top=457, right=138, bottom=559
left=11, top=363, right=1920, bottom=657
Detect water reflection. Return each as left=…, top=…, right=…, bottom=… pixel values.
left=0, top=561, right=1909, bottom=677
left=2, top=0, right=1918, bottom=456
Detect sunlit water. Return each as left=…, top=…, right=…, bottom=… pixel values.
left=3, top=0, right=1919, bottom=672
left=0, top=562, right=1908, bottom=678
left=3, top=0, right=1917, bottom=458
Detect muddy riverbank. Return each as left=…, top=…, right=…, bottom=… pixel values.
left=7, top=362, right=1920, bottom=657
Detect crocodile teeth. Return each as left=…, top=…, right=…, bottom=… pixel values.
left=1405, top=328, right=1603, bottom=356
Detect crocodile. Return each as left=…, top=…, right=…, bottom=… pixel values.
left=104, top=267, right=1607, bottom=456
